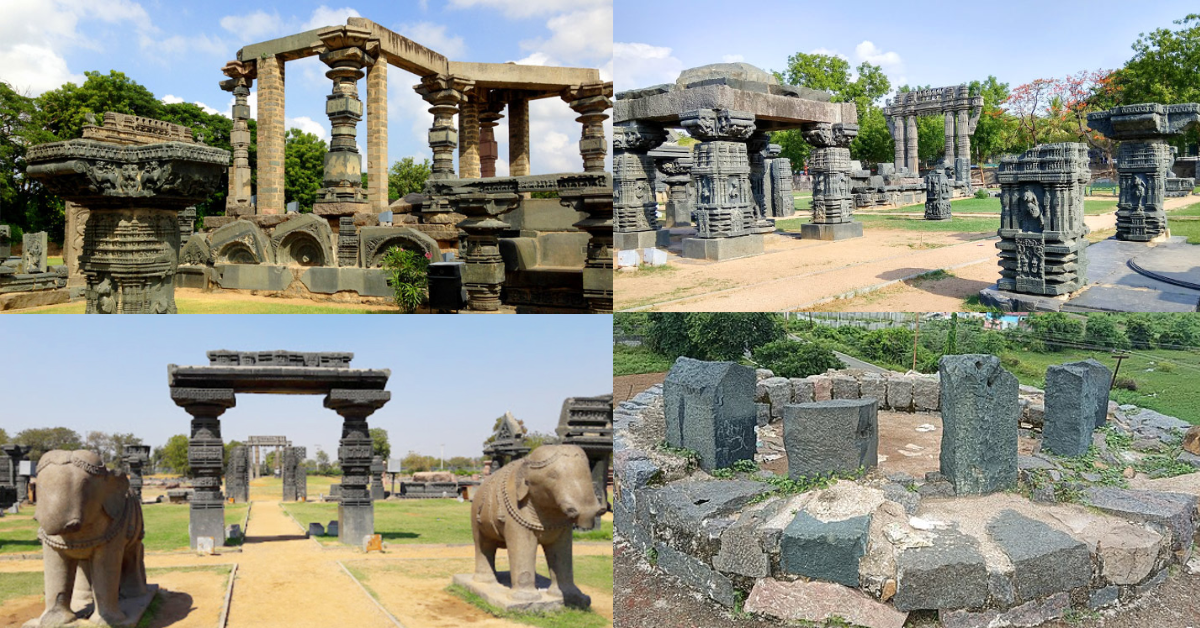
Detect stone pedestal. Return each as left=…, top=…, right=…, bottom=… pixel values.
left=614, top=121, right=667, bottom=252
left=682, top=234, right=764, bottom=261
left=783, top=399, right=878, bottom=479
left=562, top=180, right=615, bottom=313
left=1042, top=362, right=1106, bottom=457
left=326, top=388, right=390, bottom=546
left=26, top=140, right=229, bottom=313
left=448, top=192, right=521, bottom=311
left=663, top=357, right=757, bottom=472
left=452, top=573, right=565, bottom=613
left=938, top=355, right=1018, bottom=495
left=802, top=122, right=862, bottom=241
left=799, top=222, right=863, bottom=241
left=924, top=165, right=953, bottom=220
left=615, top=230, right=658, bottom=251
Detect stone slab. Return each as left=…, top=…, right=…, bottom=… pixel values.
left=783, top=399, right=878, bottom=479
left=653, top=542, right=736, bottom=607
left=663, top=357, right=758, bottom=471
left=745, top=578, right=908, bottom=628
left=712, top=500, right=787, bottom=578
left=756, top=376, right=791, bottom=421
left=1084, top=486, right=1198, bottom=552
left=887, top=375, right=914, bottom=411
left=189, top=508, right=225, bottom=549
left=986, top=510, right=1091, bottom=601
left=912, top=375, right=940, bottom=411
left=939, top=591, right=1069, bottom=628
left=214, top=264, right=293, bottom=291
left=451, top=572, right=565, bottom=612
left=938, top=355, right=1019, bottom=495
left=614, top=230, right=658, bottom=252
left=681, top=234, right=764, bottom=261
left=0, top=287, right=70, bottom=311
left=791, top=377, right=815, bottom=404
left=800, top=221, right=864, bottom=241
left=780, top=511, right=871, bottom=587
left=300, top=266, right=392, bottom=297
left=1042, top=363, right=1102, bottom=457
left=894, top=530, right=989, bottom=612
left=643, top=480, right=771, bottom=551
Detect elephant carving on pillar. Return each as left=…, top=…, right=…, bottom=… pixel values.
left=465, top=444, right=606, bottom=609
left=33, top=450, right=148, bottom=628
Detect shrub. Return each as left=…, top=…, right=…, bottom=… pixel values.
left=1084, top=314, right=1130, bottom=350
left=1113, top=376, right=1138, bottom=391
left=381, top=247, right=431, bottom=313
left=1026, top=312, right=1084, bottom=352
left=647, top=313, right=784, bottom=362
left=974, top=188, right=989, bottom=199
left=752, top=339, right=845, bottom=378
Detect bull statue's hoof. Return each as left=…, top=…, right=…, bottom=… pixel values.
left=561, top=587, right=591, bottom=609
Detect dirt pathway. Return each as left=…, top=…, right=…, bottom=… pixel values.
left=225, top=500, right=392, bottom=628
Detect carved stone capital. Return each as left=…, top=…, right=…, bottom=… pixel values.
left=800, top=122, right=859, bottom=149
left=679, top=109, right=756, bottom=141
left=613, top=121, right=668, bottom=152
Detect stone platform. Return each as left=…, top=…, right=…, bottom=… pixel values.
left=615, top=230, right=658, bottom=252
left=682, top=234, right=764, bottom=261
left=452, top=572, right=565, bottom=612
left=800, top=221, right=864, bottom=241
left=24, top=584, right=159, bottom=628
left=980, top=236, right=1200, bottom=312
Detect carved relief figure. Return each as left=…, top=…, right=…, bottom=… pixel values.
left=1022, top=189, right=1043, bottom=226
left=468, top=445, right=606, bottom=608
left=1132, top=176, right=1147, bottom=211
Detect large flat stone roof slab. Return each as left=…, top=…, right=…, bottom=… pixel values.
left=614, top=84, right=856, bottom=131
left=168, top=351, right=390, bottom=393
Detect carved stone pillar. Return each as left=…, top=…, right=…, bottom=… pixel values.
left=563, top=82, right=613, bottom=173
left=747, top=131, right=774, bottom=231
left=312, top=26, right=373, bottom=217
left=562, top=176, right=614, bottom=313
left=905, top=115, right=919, bottom=174
left=507, top=96, right=530, bottom=177
left=890, top=116, right=906, bottom=172
left=800, top=122, right=863, bottom=241
left=768, top=144, right=795, bottom=219
left=957, top=108, right=971, bottom=165
left=449, top=192, right=521, bottom=310
left=171, top=387, right=235, bottom=549
left=652, top=145, right=694, bottom=227
left=326, top=389, right=390, bottom=545
left=944, top=111, right=956, bottom=165
left=416, top=74, right=471, bottom=180
left=478, top=94, right=504, bottom=178
left=121, top=445, right=151, bottom=501
left=679, top=108, right=763, bottom=260
left=257, top=55, right=286, bottom=215
left=458, top=94, right=481, bottom=178
left=613, top=121, right=667, bottom=253
left=366, top=53, right=389, bottom=213
left=220, top=60, right=256, bottom=216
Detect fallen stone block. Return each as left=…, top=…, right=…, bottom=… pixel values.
left=894, top=530, right=988, bottom=611
left=1085, top=486, right=1198, bottom=553
left=655, top=542, right=736, bottom=607
left=780, top=511, right=871, bottom=587
left=783, top=399, right=878, bottom=479
left=986, top=510, right=1091, bottom=601
left=745, top=578, right=908, bottom=628
left=940, top=592, right=1069, bottom=628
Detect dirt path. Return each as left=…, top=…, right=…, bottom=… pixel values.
left=224, top=500, right=392, bottom=628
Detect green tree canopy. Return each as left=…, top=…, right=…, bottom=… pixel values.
left=389, top=157, right=433, bottom=200
left=370, top=427, right=391, bottom=461
left=159, top=434, right=190, bottom=476
left=647, top=313, right=784, bottom=362
left=284, top=129, right=326, bottom=211
left=1116, top=14, right=1200, bottom=105
left=14, top=427, right=82, bottom=463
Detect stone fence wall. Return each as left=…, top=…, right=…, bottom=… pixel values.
left=754, top=369, right=941, bottom=424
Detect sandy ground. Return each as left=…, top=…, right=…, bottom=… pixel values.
left=614, top=373, right=668, bottom=404
left=617, top=196, right=1198, bottom=313
left=13, top=288, right=399, bottom=314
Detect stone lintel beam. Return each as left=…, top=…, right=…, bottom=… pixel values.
left=615, top=84, right=857, bottom=130
left=448, top=61, right=601, bottom=91
left=324, top=388, right=392, bottom=417
left=170, top=387, right=237, bottom=414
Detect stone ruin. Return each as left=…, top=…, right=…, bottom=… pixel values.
left=850, top=162, right=926, bottom=210
left=615, top=355, right=1200, bottom=627
left=1087, top=103, right=1200, bottom=242
left=183, top=17, right=614, bottom=313
left=369, top=455, right=386, bottom=501
left=923, top=163, right=954, bottom=221
left=122, top=444, right=151, bottom=501
left=245, top=435, right=290, bottom=479
left=482, top=410, right=531, bottom=469
left=25, top=113, right=229, bottom=313
left=169, top=350, right=390, bottom=547
left=883, top=85, right=982, bottom=190
left=0, top=444, right=31, bottom=513
left=557, top=394, right=614, bottom=529
left=648, top=143, right=695, bottom=228
left=0, top=230, right=69, bottom=311
left=283, top=446, right=308, bottom=502
left=226, top=445, right=250, bottom=504
left=615, top=63, right=861, bottom=263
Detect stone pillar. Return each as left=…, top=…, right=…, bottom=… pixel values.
left=891, top=116, right=906, bottom=172
left=370, top=456, right=386, bottom=500
left=507, top=96, right=530, bottom=177
left=171, top=388, right=236, bottom=549
left=337, top=216, right=358, bottom=267
left=416, top=74, right=471, bottom=180
left=458, top=94, right=481, bottom=179
left=783, top=399, right=878, bottom=479
left=366, top=53, right=388, bottom=213
left=225, top=445, right=248, bottom=504
left=653, top=145, right=694, bottom=227
left=296, top=447, right=307, bottom=501
left=122, top=445, right=151, bottom=501
left=563, top=82, right=613, bottom=173
left=257, top=55, right=286, bottom=215
left=283, top=446, right=302, bottom=502
left=957, top=108, right=971, bottom=165
left=905, top=115, right=919, bottom=174
left=326, top=389, right=390, bottom=545
left=748, top=131, right=774, bottom=230
left=938, top=355, right=1018, bottom=495
left=613, top=121, right=667, bottom=253
left=679, top=109, right=763, bottom=260
left=800, top=122, right=863, bottom=241
left=220, top=60, right=256, bottom=215
left=562, top=179, right=614, bottom=313
left=944, top=111, right=956, bottom=164
left=312, top=26, right=373, bottom=217
left=769, top=144, right=795, bottom=218
left=448, top=192, right=522, bottom=311
left=1042, top=363, right=1107, bottom=457
left=478, top=94, right=503, bottom=178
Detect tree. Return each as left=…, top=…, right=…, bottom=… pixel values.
left=1158, top=315, right=1200, bottom=349
left=1026, top=313, right=1084, bottom=352
left=1125, top=315, right=1158, bottom=350
left=370, top=427, right=391, bottom=461
left=388, top=157, right=432, bottom=200
left=401, top=450, right=439, bottom=473
left=1116, top=14, right=1200, bottom=106
left=36, top=71, right=162, bottom=141
left=0, top=82, right=64, bottom=239
left=314, top=449, right=333, bottom=475
left=525, top=431, right=557, bottom=451
left=15, top=427, right=82, bottom=463
left=1084, top=314, right=1130, bottom=349
left=967, top=76, right=1015, bottom=163
left=159, top=102, right=235, bottom=219
left=647, top=313, right=784, bottom=362
left=224, top=440, right=244, bottom=469
left=0, top=428, right=8, bottom=444
left=159, top=434, right=190, bottom=476
left=284, top=128, right=326, bottom=211
left=752, top=339, right=845, bottom=378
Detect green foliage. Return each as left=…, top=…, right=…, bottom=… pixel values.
left=13, top=427, right=81, bottom=463
left=613, top=343, right=675, bottom=376
left=37, top=71, right=162, bottom=140
left=974, top=188, right=990, bottom=199
left=1026, top=313, right=1084, bottom=352
left=752, top=339, right=845, bottom=378
left=656, top=441, right=701, bottom=471
left=370, top=428, right=391, bottom=461
left=1116, top=14, right=1200, bottom=107
left=645, top=313, right=784, bottom=362
left=83, top=431, right=144, bottom=468
left=0, top=428, right=7, bottom=445
left=968, top=76, right=1017, bottom=163
left=159, top=434, right=190, bottom=476
left=381, top=246, right=431, bottom=313
left=1084, top=314, right=1131, bottom=349
left=159, top=102, right=235, bottom=219
left=388, top=156, right=432, bottom=201
left=750, top=467, right=867, bottom=503
left=284, top=129, right=326, bottom=211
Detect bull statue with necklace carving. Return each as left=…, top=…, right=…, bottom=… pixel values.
left=33, top=450, right=148, bottom=627
left=469, top=444, right=605, bottom=608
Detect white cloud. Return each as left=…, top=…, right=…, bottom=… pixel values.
left=809, top=47, right=848, bottom=60
left=518, top=6, right=611, bottom=65
left=445, top=0, right=608, bottom=19
left=147, top=32, right=228, bottom=58
left=192, top=101, right=220, bottom=115
left=302, top=5, right=361, bottom=31
left=722, top=54, right=744, bottom=63
left=855, top=41, right=901, bottom=69
left=219, top=9, right=281, bottom=41
left=515, top=52, right=552, bottom=66
left=289, top=116, right=329, bottom=142
left=161, top=94, right=184, bottom=104
left=394, top=22, right=466, bottom=58
left=0, top=44, right=86, bottom=96
left=613, top=42, right=683, bottom=92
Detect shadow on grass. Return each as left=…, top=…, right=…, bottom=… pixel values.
left=243, top=534, right=307, bottom=544
left=380, top=531, right=420, bottom=541
left=0, top=538, right=43, bottom=552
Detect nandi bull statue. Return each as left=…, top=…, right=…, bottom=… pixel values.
left=29, top=450, right=154, bottom=628
left=454, top=444, right=606, bottom=611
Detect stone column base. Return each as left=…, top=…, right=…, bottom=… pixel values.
left=800, top=221, right=864, bottom=241
left=977, top=284, right=1070, bottom=312
left=451, top=573, right=568, bottom=612
left=682, top=234, right=764, bottom=261
left=189, top=507, right=226, bottom=549
left=615, top=230, right=658, bottom=251
left=24, top=584, right=160, bottom=628
left=338, top=503, right=374, bottom=546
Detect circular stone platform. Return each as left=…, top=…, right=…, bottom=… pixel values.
left=1128, top=240, right=1200, bottom=291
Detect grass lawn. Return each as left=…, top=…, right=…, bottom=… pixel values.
left=0, top=565, right=231, bottom=610
left=866, top=197, right=1117, bottom=216
left=1001, top=346, right=1200, bottom=425
left=1169, top=218, right=1200, bottom=244
left=246, top=475, right=340, bottom=501
left=285, top=499, right=475, bottom=545
left=776, top=212, right=1000, bottom=234
left=15, top=297, right=394, bottom=314
left=1169, top=202, right=1200, bottom=217
left=792, top=193, right=812, bottom=212
left=0, top=503, right=249, bottom=554
left=614, top=344, right=674, bottom=376
left=46, top=256, right=63, bottom=266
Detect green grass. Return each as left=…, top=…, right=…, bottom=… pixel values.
left=572, top=519, right=613, bottom=541
left=777, top=212, right=1000, bottom=234
left=613, top=344, right=674, bottom=376
left=865, top=197, right=1116, bottom=216
left=46, top=256, right=64, bottom=266
left=1001, top=345, right=1200, bottom=425
left=447, top=584, right=609, bottom=628
left=285, top=499, right=475, bottom=545
left=14, top=298, right=392, bottom=314
left=0, top=570, right=41, bottom=604
left=1169, top=218, right=1200, bottom=244
left=1169, top=202, right=1200, bottom=217
left=0, top=503, right=249, bottom=554
left=792, top=193, right=812, bottom=211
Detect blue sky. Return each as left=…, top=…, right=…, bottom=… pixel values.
left=0, top=0, right=613, bottom=175
left=615, top=0, right=1196, bottom=100
left=0, top=316, right=612, bottom=461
